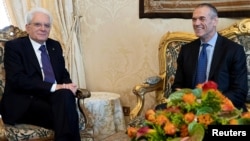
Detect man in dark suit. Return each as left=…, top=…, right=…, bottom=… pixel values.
left=172, top=3, right=248, bottom=111
left=0, top=7, right=81, bottom=141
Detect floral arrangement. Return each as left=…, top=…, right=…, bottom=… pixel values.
left=127, top=81, right=250, bottom=141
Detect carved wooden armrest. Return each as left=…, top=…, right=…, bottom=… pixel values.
left=129, top=76, right=163, bottom=120
left=76, top=88, right=91, bottom=99
left=75, top=88, right=94, bottom=135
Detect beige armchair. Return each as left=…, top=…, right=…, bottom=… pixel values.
left=130, top=18, right=250, bottom=120
left=0, top=25, right=94, bottom=141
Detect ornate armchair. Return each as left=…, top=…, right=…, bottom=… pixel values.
left=130, top=18, right=250, bottom=120
left=0, top=25, right=94, bottom=141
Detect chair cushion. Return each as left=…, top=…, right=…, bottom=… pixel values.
left=5, top=124, right=53, bottom=141
left=144, top=76, right=161, bottom=85
left=2, top=103, right=85, bottom=141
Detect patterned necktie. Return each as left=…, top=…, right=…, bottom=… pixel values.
left=195, top=43, right=209, bottom=85
left=39, top=45, right=56, bottom=83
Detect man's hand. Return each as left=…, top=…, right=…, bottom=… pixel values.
left=57, top=83, right=78, bottom=95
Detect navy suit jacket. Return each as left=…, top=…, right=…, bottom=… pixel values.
left=0, top=36, right=72, bottom=124
left=172, top=34, right=248, bottom=111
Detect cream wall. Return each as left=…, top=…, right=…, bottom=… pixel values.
left=77, top=0, right=243, bottom=123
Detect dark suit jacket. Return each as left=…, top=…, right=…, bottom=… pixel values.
left=0, top=36, right=72, bottom=124
left=172, top=34, right=248, bottom=111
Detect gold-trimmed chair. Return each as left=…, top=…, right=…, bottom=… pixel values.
left=0, top=25, right=94, bottom=141
left=130, top=18, right=250, bottom=120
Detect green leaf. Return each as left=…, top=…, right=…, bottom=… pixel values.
left=196, top=106, right=214, bottom=115
left=192, top=88, right=202, bottom=98
left=188, top=122, right=205, bottom=141
left=168, top=91, right=184, bottom=102
left=238, top=118, right=250, bottom=125
left=167, top=137, right=182, bottom=141
left=178, top=88, right=193, bottom=93
left=200, top=92, right=221, bottom=113
left=216, top=109, right=242, bottom=121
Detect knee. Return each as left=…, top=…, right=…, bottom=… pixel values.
left=53, top=89, right=76, bottom=102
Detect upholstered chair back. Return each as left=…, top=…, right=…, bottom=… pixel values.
left=0, top=25, right=27, bottom=100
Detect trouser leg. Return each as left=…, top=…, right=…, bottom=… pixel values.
left=16, top=96, right=53, bottom=129
left=50, top=89, right=80, bottom=141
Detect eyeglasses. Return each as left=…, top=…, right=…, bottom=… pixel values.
left=29, top=22, right=51, bottom=29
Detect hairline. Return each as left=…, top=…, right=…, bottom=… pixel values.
left=25, top=7, right=53, bottom=25
left=195, top=3, right=218, bottom=18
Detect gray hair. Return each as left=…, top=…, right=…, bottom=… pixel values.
left=25, top=7, right=53, bottom=24
left=195, top=3, right=218, bottom=18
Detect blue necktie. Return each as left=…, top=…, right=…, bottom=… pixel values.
left=195, top=43, right=209, bottom=85
left=39, top=45, right=56, bottom=83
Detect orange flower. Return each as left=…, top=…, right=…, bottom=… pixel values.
left=182, top=93, right=196, bottom=104
left=155, top=114, right=169, bottom=126
left=221, top=98, right=235, bottom=111
left=145, top=109, right=156, bottom=122
left=196, top=83, right=203, bottom=89
left=197, top=113, right=214, bottom=126
left=229, top=119, right=238, bottom=125
left=127, top=126, right=138, bottom=138
left=184, top=112, right=195, bottom=123
left=180, top=124, right=189, bottom=137
left=145, top=109, right=155, bottom=117
left=147, top=114, right=156, bottom=123
left=163, top=122, right=176, bottom=135
left=241, top=112, right=250, bottom=118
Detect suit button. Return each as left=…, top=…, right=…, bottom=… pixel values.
left=30, top=96, right=33, bottom=99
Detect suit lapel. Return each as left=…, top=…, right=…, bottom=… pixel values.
left=23, top=37, right=42, bottom=75
left=190, top=40, right=201, bottom=86
left=208, top=35, right=224, bottom=78
left=45, top=40, right=59, bottom=80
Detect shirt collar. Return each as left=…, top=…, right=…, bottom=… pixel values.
left=201, top=32, right=218, bottom=47
left=29, top=37, right=46, bottom=51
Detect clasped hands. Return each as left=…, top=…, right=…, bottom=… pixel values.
left=56, top=83, right=78, bottom=95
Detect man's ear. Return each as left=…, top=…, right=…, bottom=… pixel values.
left=213, top=17, right=218, bottom=27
